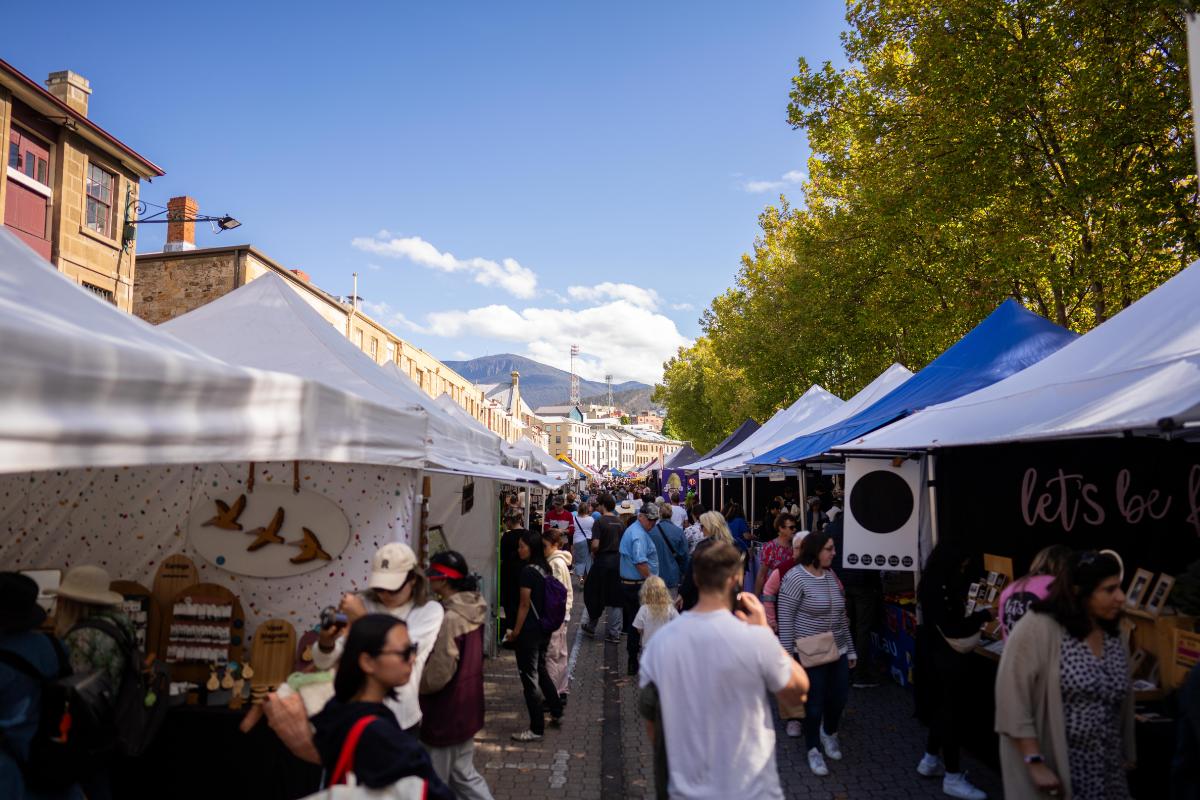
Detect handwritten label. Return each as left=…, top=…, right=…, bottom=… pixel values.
left=1021, top=466, right=1198, bottom=534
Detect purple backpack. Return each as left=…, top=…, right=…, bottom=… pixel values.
left=531, top=565, right=568, bottom=634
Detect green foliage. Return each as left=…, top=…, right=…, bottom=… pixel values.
left=658, top=0, right=1199, bottom=443
left=620, top=415, right=631, bottom=425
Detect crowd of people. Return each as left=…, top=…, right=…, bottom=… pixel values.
left=4, top=479, right=1198, bottom=800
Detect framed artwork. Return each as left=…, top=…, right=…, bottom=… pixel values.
left=1144, top=574, right=1175, bottom=617
left=427, top=524, right=450, bottom=558
left=1126, top=568, right=1154, bottom=609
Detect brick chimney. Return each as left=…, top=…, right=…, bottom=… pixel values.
left=510, top=370, right=521, bottom=416
left=45, top=71, right=91, bottom=117
left=164, top=196, right=198, bottom=252
left=290, top=269, right=311, bottom=283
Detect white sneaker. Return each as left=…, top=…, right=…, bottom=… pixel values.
left=785, top=720, right=802, bottom=738
left=807, top=747, right=829, bottom=776
left=820, top=728, right=842, bottom=760
left=917, top=753, right=946, bottom=777
left=943, top=771, right=987, bottom=800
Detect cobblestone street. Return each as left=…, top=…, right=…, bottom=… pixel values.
left=476, top=588, right=1003, bottom=799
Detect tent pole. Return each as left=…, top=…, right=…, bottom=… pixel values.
left=750, top=473, right=756, bottom=528
left=927, top=453, right=940, bottom=548
left=799, top=469, right=807, bottom=505
left=720, top=478, right=725, bottom=511
left=742, top=474, right=748, bottom=516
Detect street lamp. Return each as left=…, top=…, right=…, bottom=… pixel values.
left=121, top=196, right=241, bottom=248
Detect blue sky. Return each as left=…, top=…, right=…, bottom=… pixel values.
left=6, top=1, right=849, bottom=384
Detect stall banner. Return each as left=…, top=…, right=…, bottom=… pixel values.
left=659, top=469, right=695, bottom=498
left=935, top=439, right=1200, bottom=577
left=842, top=457, right=922, bottom=572
left=188, top=484, right=352, bottom=578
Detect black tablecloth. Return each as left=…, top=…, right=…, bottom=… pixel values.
left=110, top=705, right=324, bottom=800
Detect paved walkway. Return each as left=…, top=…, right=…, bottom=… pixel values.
left=475, top=587, right=1002, bottom=799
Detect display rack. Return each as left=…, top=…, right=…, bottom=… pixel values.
left=150, top=554, right=199, bottom=661
left=164, top=582, right=245, bottom=684
left=110, top=579, right=152, bottom=653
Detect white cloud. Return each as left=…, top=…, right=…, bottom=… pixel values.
left=360, top=300, right=423, bottom=333
left=351, top=234, right=538, bottom=299
left=566, top=282, right=661, bottom=311
left=423, top=300, right=690, bottom=385
left=451, top=350, right=471, bottom=360
left=742, top=169, right=806, bottom=194
left=670, top=302, right=694, bottom=311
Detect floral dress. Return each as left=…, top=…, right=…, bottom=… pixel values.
left=64, top=608, right=136, bottom=687
left=759, top=539, right=792, bottom=587
left=1059, top=632, right=1131, bottom=800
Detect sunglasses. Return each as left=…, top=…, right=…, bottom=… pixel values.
left=378, top=643, right=420, bottom=661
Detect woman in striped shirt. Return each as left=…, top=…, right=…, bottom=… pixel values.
left=777, top=531, right=855, bottom=777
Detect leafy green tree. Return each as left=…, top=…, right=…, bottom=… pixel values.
left=658, top=0, right=1198, bottom=446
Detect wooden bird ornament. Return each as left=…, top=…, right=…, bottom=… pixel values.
left=203, top=495, right=247, bottom=531
left=246, top=508, right=286, bottom=551
left=290, top=528, right=332, bottom=564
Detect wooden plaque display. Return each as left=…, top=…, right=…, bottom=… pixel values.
left=164, top=582, right=245, bottom=684
left=149, top=555, right=199, bottom=660
left=248, top=618, right=297, bottom=693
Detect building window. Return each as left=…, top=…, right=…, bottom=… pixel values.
left=9, top=127, right=49, bottom=186
left=369, top=336, right=379, bottom=360
left=556, top=436, right=561, bottom=444
left=82, top=281, right=116, bottom=305
left=386, top=342, right=397, bottom=363
left=355, top=329, right=365, bottom=350
left=85, top=162, right=116, bottom=238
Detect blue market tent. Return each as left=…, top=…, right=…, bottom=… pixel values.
left=697, top=419, right=761, bottom=463
left=750, top=300, right=1078, bottom=466
left=662, top=443, right=699, bottom=470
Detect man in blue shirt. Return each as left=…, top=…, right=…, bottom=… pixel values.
left=619, top=504, right=660, bottom=674
left=646, top=502, right=687, bottom=591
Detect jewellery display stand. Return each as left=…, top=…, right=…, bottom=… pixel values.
left=164, top=582, right=245, bottom=685
left=150, top=554, right=199, bottom=662
left=110, top=580, right=152, bottom=653
left=246, top=618, right=297, bottom=707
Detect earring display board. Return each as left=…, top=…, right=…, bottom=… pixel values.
left=165, top=582, right=245, bottom=684
left=110, top=580, right=151, bottom=652
left=150, top=555, right=199, bottom=661
left=247, top=618, right=296, bottom=706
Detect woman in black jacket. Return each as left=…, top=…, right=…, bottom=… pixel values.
left=913, top=542, right=992, bottom=799
left=311, top=615, right=452, bottom=799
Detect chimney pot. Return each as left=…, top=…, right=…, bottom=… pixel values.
left=45, top=71, right=91, bottom=117
left=290, top=269, right=311, bottom=283
left=164, top=196, right=199, bottom=252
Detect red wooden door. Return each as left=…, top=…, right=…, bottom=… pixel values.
left=5, top=127, right=51, bottom=260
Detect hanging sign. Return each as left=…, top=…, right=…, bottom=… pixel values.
left=842, top=457, right=922, bottom=572
left=189, top=485, right=351, bottom=578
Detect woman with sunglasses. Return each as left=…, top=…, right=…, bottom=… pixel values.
left=311, top=614, right=452, bottom=799
left=755, top=513, right=799, bottom=599
left=315, top=542, right=445, bottom=735
left=995, top=550, right=1134, bottom=800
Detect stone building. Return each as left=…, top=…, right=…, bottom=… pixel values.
left=0, top=59, right=164, bottom=311
left=133, top=210, right=509, bottom=435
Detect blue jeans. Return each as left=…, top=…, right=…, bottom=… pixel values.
left=572, top=540, right=591, bottom=577
left=803, top=654, right=850, bottom=749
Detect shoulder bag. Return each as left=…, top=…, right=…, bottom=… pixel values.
left=300, top=715, right=428, bottom=799
left=794, top=632, right=839, bottom=667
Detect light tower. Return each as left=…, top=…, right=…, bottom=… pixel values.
left=569, top=344, right=581, bottom=406
left=605, top=373, right=614, bottom=410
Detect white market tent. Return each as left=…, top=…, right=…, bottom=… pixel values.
left=840, top=261, right=1200, bottom=452
left=431, top=393, right=571, bottom=483
left=161, top=272, right=553, bottom=487
left=683, top=385, right=845, bottom=473
left=0, top=228, right=433, bottom=630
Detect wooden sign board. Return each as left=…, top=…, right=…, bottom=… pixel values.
left=1173, top=629, right=1200, bottom=688
left=248, top=618, right=297, bottom=693
left=149, top=555, right=198, bottom=661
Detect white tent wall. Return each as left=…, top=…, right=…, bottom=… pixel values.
left=426, top=471, right=501, bottom=653
left=0, top=461, right=417, bottom=635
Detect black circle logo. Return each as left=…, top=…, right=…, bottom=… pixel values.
left=849, top=469, right=914, bottom=533
left=874, top=554, right=887, bottom=566
left=888, top=555, right=900, bottom=567
left=847, top=553, right=859, bottom=566
left=902, top=556, right=914, bottom=568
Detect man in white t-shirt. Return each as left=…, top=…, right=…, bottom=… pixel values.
left=639, top=540, right=809, bottom=800
left=668, top=492, right=687, bottom=528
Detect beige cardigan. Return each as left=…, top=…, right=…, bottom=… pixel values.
left=994, top=612, right=1136, bottom=800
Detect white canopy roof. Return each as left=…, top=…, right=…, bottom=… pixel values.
left=683, top=385, right=844, bottom=472
left=841, top=263, right=1200, bottom=451
left=161, top=272, right=552, bottom=484
left=432, top=393, right=569, bottom=486
left=0, top=228, right=429, bottom=473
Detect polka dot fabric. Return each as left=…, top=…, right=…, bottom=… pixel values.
left=1059, top=631, right=1132, bottom=800
left=0, top=461, right=418, bottom=639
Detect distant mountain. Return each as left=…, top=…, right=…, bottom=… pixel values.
left=443, top=353, right=654, bottom=410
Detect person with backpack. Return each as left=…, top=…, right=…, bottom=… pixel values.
left=311, top=614, right=452, bottom=799
left=51, top=565, right=138, bottom=800
left=419, top=551, right=494, bottom=800
left=543, top=529, right=574, bottom=707
left=0, top=572, right=75, bottom=800
left=503, top=529, right=565, bottom=742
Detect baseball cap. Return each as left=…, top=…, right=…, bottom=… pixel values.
left=370, top=542, right=417, bottom=591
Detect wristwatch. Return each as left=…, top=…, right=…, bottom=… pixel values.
left=1023, top=754, right=1045, bottom=765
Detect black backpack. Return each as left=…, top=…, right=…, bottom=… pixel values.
left=70, top=617, right=170, bottom=758
left=0, top=634, right=112, bottom=791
